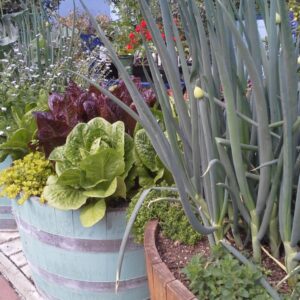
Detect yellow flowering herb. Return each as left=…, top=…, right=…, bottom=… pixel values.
left=0, top=152, right=54, bottom=204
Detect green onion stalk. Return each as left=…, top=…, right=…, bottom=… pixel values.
left=78, top=0, right=300, bottom=291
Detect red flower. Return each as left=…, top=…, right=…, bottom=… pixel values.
left=135, top=25, right=141, bottom=33
left=161, top=32, right=166, bottom=40
left=140, top=20, right=147, bottom=28
left=129, top=32, right=135, bottom=39
left=145, top=30, right=152, bottom=41
left=126, top=43, right=133, bottom=51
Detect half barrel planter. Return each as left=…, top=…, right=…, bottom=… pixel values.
left=12, top=198, right=149, bottom=300
left=144, top=220, right=197, bottom=300
left=0, top=156, right=17, bottom=231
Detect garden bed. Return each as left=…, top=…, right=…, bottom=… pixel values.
left=144, top=220, right=197, bottom=300
left=145, top=220, right=291, bottom=299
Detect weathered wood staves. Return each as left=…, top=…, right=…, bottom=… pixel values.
left=13, top=198, right=149, bottom=300
left=144, top=220, right=197, bottom=300
left=0, top=156, right=17, bottom=231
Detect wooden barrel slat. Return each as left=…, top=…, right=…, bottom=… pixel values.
left=18, top=197, right=127, bottom=239
left=27, top=260, right=147, bottom=292
left=13, top=198, right=149, bottom=300
left=0, top=156, right=16, bottom=231
left=33, top=275, right=149, bottom=300
left=17, top=232, right=146, bottom=281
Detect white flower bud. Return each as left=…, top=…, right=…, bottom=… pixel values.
left=276, top=13, right=281, bottom=25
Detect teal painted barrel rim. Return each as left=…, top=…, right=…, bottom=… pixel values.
left=13, top=197, right=149, bottom=300
left=0, top=156, right=16, bottom=231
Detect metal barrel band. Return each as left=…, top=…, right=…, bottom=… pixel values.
left=28, top=260, right=148, bottom=293
left=0, top=219, right=17, bottom=230
left=16, top=216, right=141, bottom=253
left=0, top=206, right=12, bottom=214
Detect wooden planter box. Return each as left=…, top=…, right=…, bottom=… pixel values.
left=144, top=220, right=197, bottom=300
left=12, top=198, right=149, bottom=300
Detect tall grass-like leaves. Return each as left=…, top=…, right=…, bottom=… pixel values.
left=276, top=0, right=299, bottom=282
left=79, top=0, right=216, bottom=238
left=79, top=0, right=300, bottom=289
left=1, top=0, right=76, bottom=76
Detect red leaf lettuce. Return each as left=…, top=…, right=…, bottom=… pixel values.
left=34, top=79, right=156, bottom=156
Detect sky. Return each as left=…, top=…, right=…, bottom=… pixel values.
left=58, top=0, right=111, bottom=16
left=57, top=2, right=267, bottom=37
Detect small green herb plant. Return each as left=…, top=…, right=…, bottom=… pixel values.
left=183, top=245, right=271, bottom=300
left=0, top=151, right=54, bottom=204
left=127, top=188, right=201, bottom=245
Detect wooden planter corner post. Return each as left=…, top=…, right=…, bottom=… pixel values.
left=144, top=220, right=197, bottom=300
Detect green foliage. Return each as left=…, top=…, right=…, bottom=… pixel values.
left=0, top=52, right=50, bottom=141
left=285, top=282, right=300, bottom=300
left=0, top=0, right=81, bottom=95
left=183, top=245, right=271, bottom=300
left=0, top=0, right=61, bottom=14
left=0, top=82, right=46, bottom=133
left=127, top=188, right=201, bottom=245
left=134, top=128, right=173, bottom=187
left=43, top=117, right=134, bottom=227
left=133, top=108, right=174, bottom=188
left=0, top=87, right=48, bottom=162
left=0, top=7, right=74, bottom=156
left=0, top=151, right=53, bottom=204
left=79, top=199, right=106, bottom=227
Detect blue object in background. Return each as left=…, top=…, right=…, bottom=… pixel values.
left=80, top=33, right=103, bottom=51
left=257, top=13, right=298, bottom=42
left=58, top=0, right=110, bottom=17
left=289, top=11, right=298, bottom=42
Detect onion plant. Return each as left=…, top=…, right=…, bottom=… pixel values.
left=1, top=0, right=76, bottom=74
left=79, top=0, right=300, bottom=295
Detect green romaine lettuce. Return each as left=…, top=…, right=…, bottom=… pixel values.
left=42, top=117, right=134, bottom=227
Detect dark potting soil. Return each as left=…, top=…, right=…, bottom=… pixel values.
left=156, top=228, right=290, bottom=296
left=156, top=229, right=210, bottom=288
left=105, top=198, right=129, bottom=209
